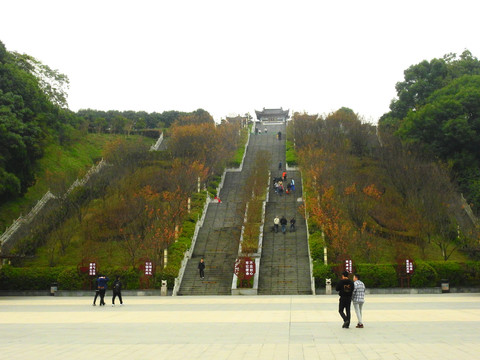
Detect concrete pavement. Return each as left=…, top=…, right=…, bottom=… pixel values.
left=1, top=293, right=479, bottom=359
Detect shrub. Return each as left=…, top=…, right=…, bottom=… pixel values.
left=156, top=267, right=177, bottom=289
left=0, top=266, right=62, bottom=290
left=354, top=264, right=397, bottom=288
left=411, top=262, right=438, bottom=287
left=309, top=232, right=325, bottom=261
left=57, top=267, right=85, bottom=290
left=286, top=140, right=298, bottom=166
left=427, top=261, right=464, bottom=287
left=313, top=262, right=335, bottom=288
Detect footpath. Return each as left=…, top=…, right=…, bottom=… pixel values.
left=1, top=294, right=479, bottom=360
left=178, top=123, right=312, bottom=295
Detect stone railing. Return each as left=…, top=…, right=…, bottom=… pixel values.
left=65, top=159, right=106, bottom=196
left=0, top=191, right=56, bottom=249
left=172, top=195, right=211, bottom=296
left=301, top=171, right=316, bottom=295
left=460, top=194, right=479, bottom=226
left=1, top=159, right=106, bottom=253
left=149, top=133, right=164, bottom=151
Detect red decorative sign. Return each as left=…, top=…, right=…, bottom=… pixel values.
left=145, top=261, right=153, bottom=276
left=345, top=259, right=352, bottom=273
left=245, top=258, right=255, bottom=278
left=89, top=262, right=96, bottom=276
left=406, top=259, right=414, bottom=274
left=234, top=257, right=256, bottom=279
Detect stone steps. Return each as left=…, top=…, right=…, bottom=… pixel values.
left=178, top=123, right=313, bottom=296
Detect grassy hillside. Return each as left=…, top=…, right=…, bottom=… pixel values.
left=0, top=133, right=154, bottom=231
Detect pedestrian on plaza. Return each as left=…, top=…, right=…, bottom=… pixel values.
left=96, top=274, right=109, bottom=306
left=112, top=275, right=123, bottom=306
left=274, top=216, right=280, bottom=233
left=92, top=278, right=100, bottom=306
left=278, top=131, right=282, bottom=140
left=198, top=258, right=206, bottom=279
left=336, top=271, right=354, bottom=328
left=286, top=183, right=291, bottom=194
left=290, top=218, right=296, bottom=232
left=264, top=127, right=267, bottom=133
left=352, top=273, right=365, bottom=328
left=282, top=171, right=287, bottom=181
left=290, top=179, right=295, bottom=192
left=280, top=216, right=288, bottom=234
left=278, top=162, right=282, bottom=170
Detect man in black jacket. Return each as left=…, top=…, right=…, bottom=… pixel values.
left=112, top=276, right=123, bottom=306
left=336, top=271, right=355, bottom=328
left=280, top=216, right=288, bottom=234
left=198, top=258, right=205, bottom=279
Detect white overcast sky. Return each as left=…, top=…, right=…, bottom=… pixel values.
left=1, top=0, right=479, bottom=123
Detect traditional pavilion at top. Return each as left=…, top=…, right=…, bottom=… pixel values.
left=255, top=108, right=289, bottom=122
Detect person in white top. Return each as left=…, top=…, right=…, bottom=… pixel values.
left=352, top=273, right=366, bottom=328
left=273, top=216, right=280, bottom=233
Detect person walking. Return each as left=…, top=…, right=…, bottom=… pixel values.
left=280, top=216, right=288, bottom=234
left=112, top=275, right=123, bottom=306
left=278, top=162, right=282, bottom=170
left=96, top=274, right=109, bottom=306
left=352, top=273, right=365, bottom=328
left=336, top=271, right=354, bottom=328
left=282, top=171, right=287, bottom=181
left=274, top=216, right=280, bottom=233
left=198, top=258, right=205, bottom=279
left=290, top=179, right=295, bottom=192
left=290, top=217, right=296, bottom=232
left=92, top=278, right=100, bottom=306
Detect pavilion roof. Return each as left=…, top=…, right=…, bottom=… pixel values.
left=255, top=108, right=289, bottom=117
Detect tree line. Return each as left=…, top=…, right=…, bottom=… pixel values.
left=0, top=38, right=216, bottom=206
left=379, top=50, right=480, bottom=217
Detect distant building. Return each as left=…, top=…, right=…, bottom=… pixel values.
left=255, top=108, right=289, bottom=122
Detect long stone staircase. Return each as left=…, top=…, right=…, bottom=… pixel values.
left=177, top=123, right=312, bottom=295
left=258, top=167, right=312, bottom=295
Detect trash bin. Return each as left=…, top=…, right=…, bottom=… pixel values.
left=50, top=282, right=58, bottom=296
left=441, top=279, right=449, bottom=293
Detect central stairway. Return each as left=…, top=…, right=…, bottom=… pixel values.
left=177, top=123, right=312, bottom=295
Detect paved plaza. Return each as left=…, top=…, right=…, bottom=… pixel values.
left=1, top=294, right=479, bottom=359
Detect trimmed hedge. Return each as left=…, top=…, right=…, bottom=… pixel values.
left=410, top=262, right=437, bottom=287
left=309, top=232, right=325, bottom=261
left=0, top=264, right=173, bottom=290
left=286, top=140, right=298, bottom=166
left=354, top=264, right=397, bottom=288
left=313, top=261, right=480, bottom=288
left=0, top=266, right=62, bottom=290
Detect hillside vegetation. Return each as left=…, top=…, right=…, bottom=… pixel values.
left=293, top=108, right=479, bottom=265
left=380, top=50, right=480, bottom=215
